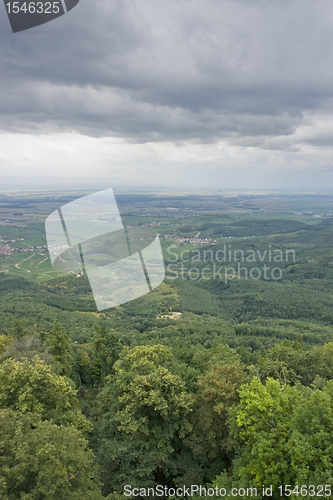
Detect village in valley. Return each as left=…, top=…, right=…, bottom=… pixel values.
left=0, top=236, right=47, bottom=255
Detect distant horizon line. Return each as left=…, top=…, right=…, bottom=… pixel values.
left=1, top=186, right=333, bottom=196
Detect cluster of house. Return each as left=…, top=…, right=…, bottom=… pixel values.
left=0, top=243, right=47, bottom=255
left=164, top=235, right=213, bottom=245
left=0, top=245, right=12, bottom=255
left=293, top=211, right=333, bottom=217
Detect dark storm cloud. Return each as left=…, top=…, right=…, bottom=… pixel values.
left=1, top=0, right=333, bottom=146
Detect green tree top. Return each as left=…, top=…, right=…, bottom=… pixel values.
left=101, top=344, right=193, bottom=451
left=44, top=321, right=73, bottom=377
left=91, top=324, right=122, bottom=388
left=0, top=409, right=102, bottom=500
left=0, top=356, right=90, bottom=432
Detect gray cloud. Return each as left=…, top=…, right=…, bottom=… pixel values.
left=1, top=0, right=333, bottom=149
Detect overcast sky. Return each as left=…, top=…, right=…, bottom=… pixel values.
left=1, top=0, right=333, bottom=190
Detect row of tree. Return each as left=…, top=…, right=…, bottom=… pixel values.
left=1, top=321, right=333, bottom=498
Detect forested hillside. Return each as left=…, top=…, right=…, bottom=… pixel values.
left=1, top=191, right=333, bottom=499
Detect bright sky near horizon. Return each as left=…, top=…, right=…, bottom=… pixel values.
left=1, top=0, right=333, bottom=190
